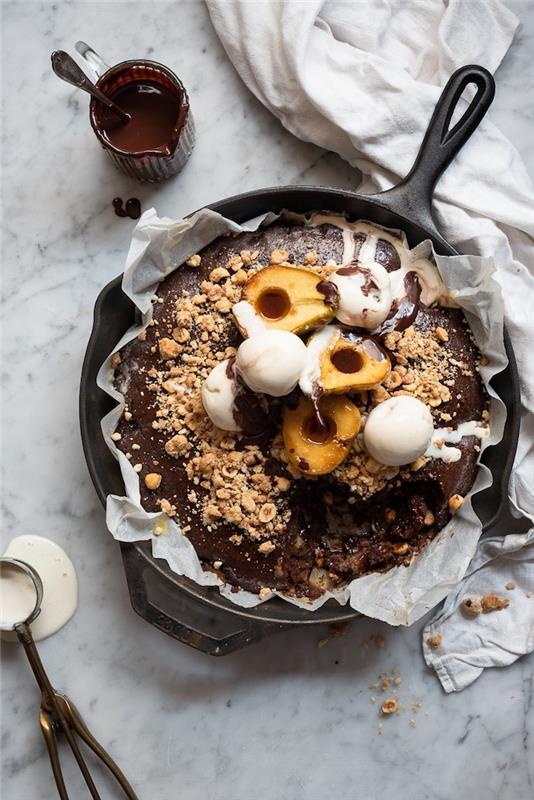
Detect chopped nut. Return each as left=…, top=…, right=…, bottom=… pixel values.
left=448, top=494, right=464, bottom=514
left=426, top=633, right=443, bottom=650
left=258, top=587, right=272, bottom=601
left=123, top=410, right=132, bottom=422
left=111, top=432, right=122, bottom=442
left=435, top=326, right=449, bottom=342
left=270, top=248, right=289, bottom=264
left=159, top=498, right=176, bottom=517
left=462, top=596, right=482, bottom=616
left=186, top=254, right=201, bottom=267
left=481, top=592, right=510, bottom=612
left=172, top=327, right=190, bottom=343
left=165, top=434, right=190, bottom=457
left=384, top=508, right=396, bottom=522
left=215, top=297, right=232, bottom=314
left=110, top=352, right=121, bottom=369
left=144, top=473, right=162, bottom=491
left=258, top=540, right=276, bottom=555
left=423, top=510, right=435, bottom=526
left=213, top=560, right=223, bottom=570
left=411, top=456, right=427, bottom=472
left=133, top=463, right=143, bottom=473
left=231, top=269, right=248, bottom=286
left=381, top=698, right=399, bottom=715
left=131, top=443, right=140, bottom=451
left=365, top=457, right=382, bottom=475
left=259, top=503, right=277, bottom=523
left=392, top=543, right=409, bottom=555
left=158, top=337, right=181, bottom=359
left=209, top=266, right=230, bottom=283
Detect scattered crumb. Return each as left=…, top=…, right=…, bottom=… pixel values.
left=481, top=592, right=510, bottom=612
left=461, top=596, right=482, bottom=616
left=526, top=591, right=533, bottom=599
left=426, top=633, right=443, bottom=650
left=505, top=582, right=516, bottom=591
left=317, top=638, right=329, bottom=648
left=409, top=719, right=417, bottom=728
left=186, top=254, right=201, bottom=267
left=381, top=698, right=399, bottom=715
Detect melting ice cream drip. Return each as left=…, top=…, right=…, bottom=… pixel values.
left=425, top=420, right=490, bottom=463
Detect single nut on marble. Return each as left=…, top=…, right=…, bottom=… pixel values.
left=144, top=473, right=162, bottom=491
left=381, top=698, right=399, bottom=715
left=186, top=254, right=201, bottom=267
left=461, top=596, right=482, bottom=616
left=448, top=494, right=464, bottom=514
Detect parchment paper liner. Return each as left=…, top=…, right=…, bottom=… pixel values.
left=98, top=207, right=507, bottom=625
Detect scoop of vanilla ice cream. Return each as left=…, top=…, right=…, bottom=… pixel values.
left=201, top=359, right=241, bottom=432
left=330, top=262, right=392, bottom=329
left=236, top=329, right=307, bottom=397
left=364, top=396, right=434, bottom=466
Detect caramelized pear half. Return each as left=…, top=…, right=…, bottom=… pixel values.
left=283, top=395, right=361, bottom=476
left=319, top=335, right=389, bottom=394
left=243, top=265, right=336, bottom=334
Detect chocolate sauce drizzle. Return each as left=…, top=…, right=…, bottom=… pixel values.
left=377, top=271, right=421, bottom=338
left=316, top=280, right=339, bottom=307
left=335, top=264, right=379, bottom=297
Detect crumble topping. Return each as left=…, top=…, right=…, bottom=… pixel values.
left=112, top=228, right=488, bottom=587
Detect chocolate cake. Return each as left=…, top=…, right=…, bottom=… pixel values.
left=112, top=216, right=488, bottom=600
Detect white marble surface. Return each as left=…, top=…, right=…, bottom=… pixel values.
left=1, top=2, right=533, bottom=798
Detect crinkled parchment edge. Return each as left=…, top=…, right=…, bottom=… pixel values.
left=97, top=207, right=507, bottom=625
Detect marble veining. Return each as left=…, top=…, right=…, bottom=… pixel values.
left=1, top=2, right=532, bottom=799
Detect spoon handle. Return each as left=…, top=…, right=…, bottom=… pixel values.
left=51, top=51, right=130, bottom=125
left=75, top=41, right=110, bottom=79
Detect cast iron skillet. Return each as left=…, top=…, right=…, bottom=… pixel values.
left=80, top=65, right=521, bottom=655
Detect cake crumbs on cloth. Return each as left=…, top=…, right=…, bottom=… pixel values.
left=426, top=633, right=443, bottom=649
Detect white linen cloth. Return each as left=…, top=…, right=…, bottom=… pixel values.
left=207, top=0, right=534, bottom=688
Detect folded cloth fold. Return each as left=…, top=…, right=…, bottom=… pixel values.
left=207, top=0, right=534, bottom=685
left=423, top=530, right=534, bottom=692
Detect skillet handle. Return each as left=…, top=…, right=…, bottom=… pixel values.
left=375, top=65, right=495, bottom=243
left=121, top=543, right=275, bottom=656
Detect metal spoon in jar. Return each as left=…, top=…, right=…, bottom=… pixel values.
left=51, top=50, right=131, bottom=125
